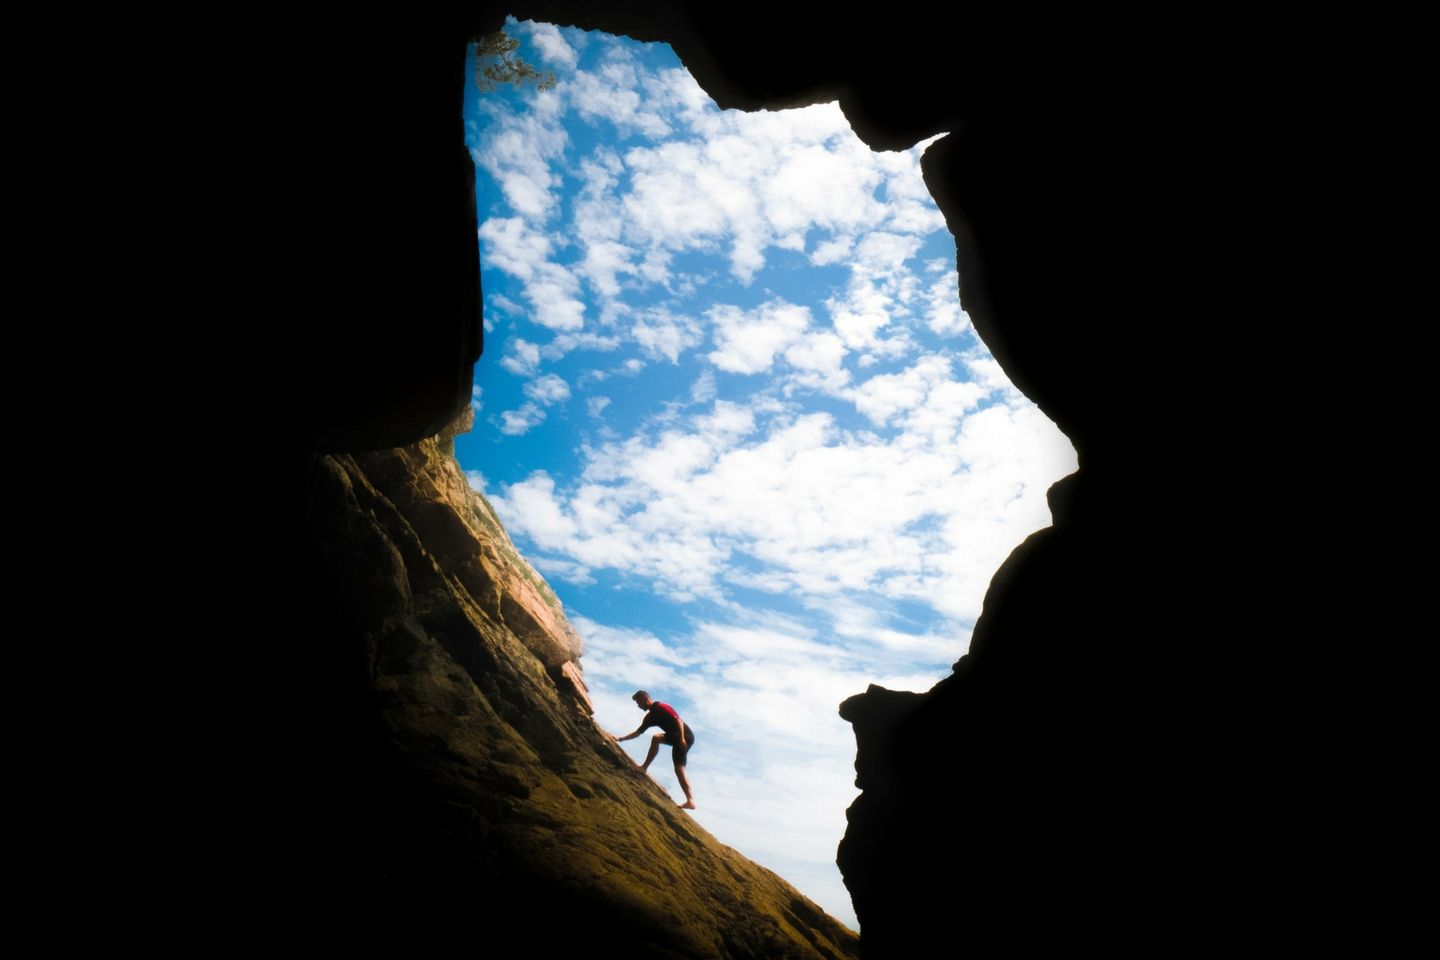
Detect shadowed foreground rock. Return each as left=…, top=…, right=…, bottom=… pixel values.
left=269, top=407, right=857, bottom=957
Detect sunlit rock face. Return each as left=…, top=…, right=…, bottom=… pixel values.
left=279, top=405, right=858, bottom=956
left=352, top=408, right=587, bottom=690
left=245, top=2, right=1404, bottom=954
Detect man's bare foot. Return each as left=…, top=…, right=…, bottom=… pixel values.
left=679, top=800, right=696, bottom=810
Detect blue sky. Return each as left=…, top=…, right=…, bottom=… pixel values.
left=457, top=19, right=1077, bottom=931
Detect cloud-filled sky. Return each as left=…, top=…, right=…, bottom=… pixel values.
left=457, top=19, right=1077, bottom=930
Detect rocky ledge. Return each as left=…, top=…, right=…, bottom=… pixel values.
left=270, top=406, right=858, bottom=957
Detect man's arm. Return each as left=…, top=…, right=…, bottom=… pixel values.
left=612, top=723, right=645, bottom=742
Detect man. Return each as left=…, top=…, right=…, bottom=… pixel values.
left=612, top=690, right=697, bottom=810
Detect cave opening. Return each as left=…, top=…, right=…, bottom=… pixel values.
left=453, top=18, right=1077, bottom=930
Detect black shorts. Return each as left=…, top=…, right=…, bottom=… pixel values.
left=663, top=727, right=696, bottom=763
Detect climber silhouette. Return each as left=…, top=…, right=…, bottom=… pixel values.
left=612, top=690, right=697, bottom=810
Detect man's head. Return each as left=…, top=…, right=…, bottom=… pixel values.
left=632, top=690, right=653, bottom=709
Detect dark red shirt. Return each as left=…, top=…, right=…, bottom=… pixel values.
left=640, top=702, right=682, bottom=737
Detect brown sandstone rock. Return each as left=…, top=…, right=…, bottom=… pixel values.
left=281, top=412, right=858, bottom=957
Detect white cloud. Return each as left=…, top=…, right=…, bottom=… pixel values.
left=489, top=388, right=1075, bottom=615
left=517, top=20, right=579, bottom=70
left=587, top=396, right=612, bottom=417
left=479, top=217, right=551, bottom=282
left=822, top=598, right=969, bottom=664
left=826, top=282, right=893, bottom=350
left=524, top=372, right=571, bottom=405
left=924, top=270, right=970, bottom=336
left=640, top=67, right=713, bottom=126
left=500, top=338, right=542, bottom=376
left=487, top=293, right=523, bottom=315
left=496, top=471, right=580, bottom=539
left=708, top=300, right=812, bottom=374
left=815, top=231, right=929, bottom=357
left=569, top=51, right=671, bottom=138
left=885, top=199, right=947, bottom=235
left=526, top=262, right=586, bottom=331
left=590, top=96, right=944, bottom=285
left=572, top=151, right=638, bottom=297
left=850, top=355, right=968, bottom=426
left=690, top=370, right=716, bottom=404
left=854, top=231, right=922, bottom=277
left=965, top=353, right=1022, bottom=400
left=498, top=403, right=547, bottom=436
left=782, top=332, right=850, bottom=394
left=762, top=142, right=884, bottom=236
left=577, top=238, right=635, bottom=298
left=875, top=146, right=947, bottom=235
left=621, top=141, right=741, bottom=267
left=574, top=619, right=690, bottom=720
left=541, top=331, right=624, bottom=359
left=810, top=235, right=854, bottom=265
left=470, top=89, right=568, bottom=221
left=633, top=308, right=702, bottom=363
left=478, top=218, right=586, bottom=331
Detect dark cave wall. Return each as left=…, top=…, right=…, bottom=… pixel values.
left=245, top=2, right=1434, bottom=953
left=260, top=7, right=482, bottom=452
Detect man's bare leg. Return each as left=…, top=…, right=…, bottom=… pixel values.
left=674, top=759, right=696, bottom=809
left=641, top=733, right=663, bottom=772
